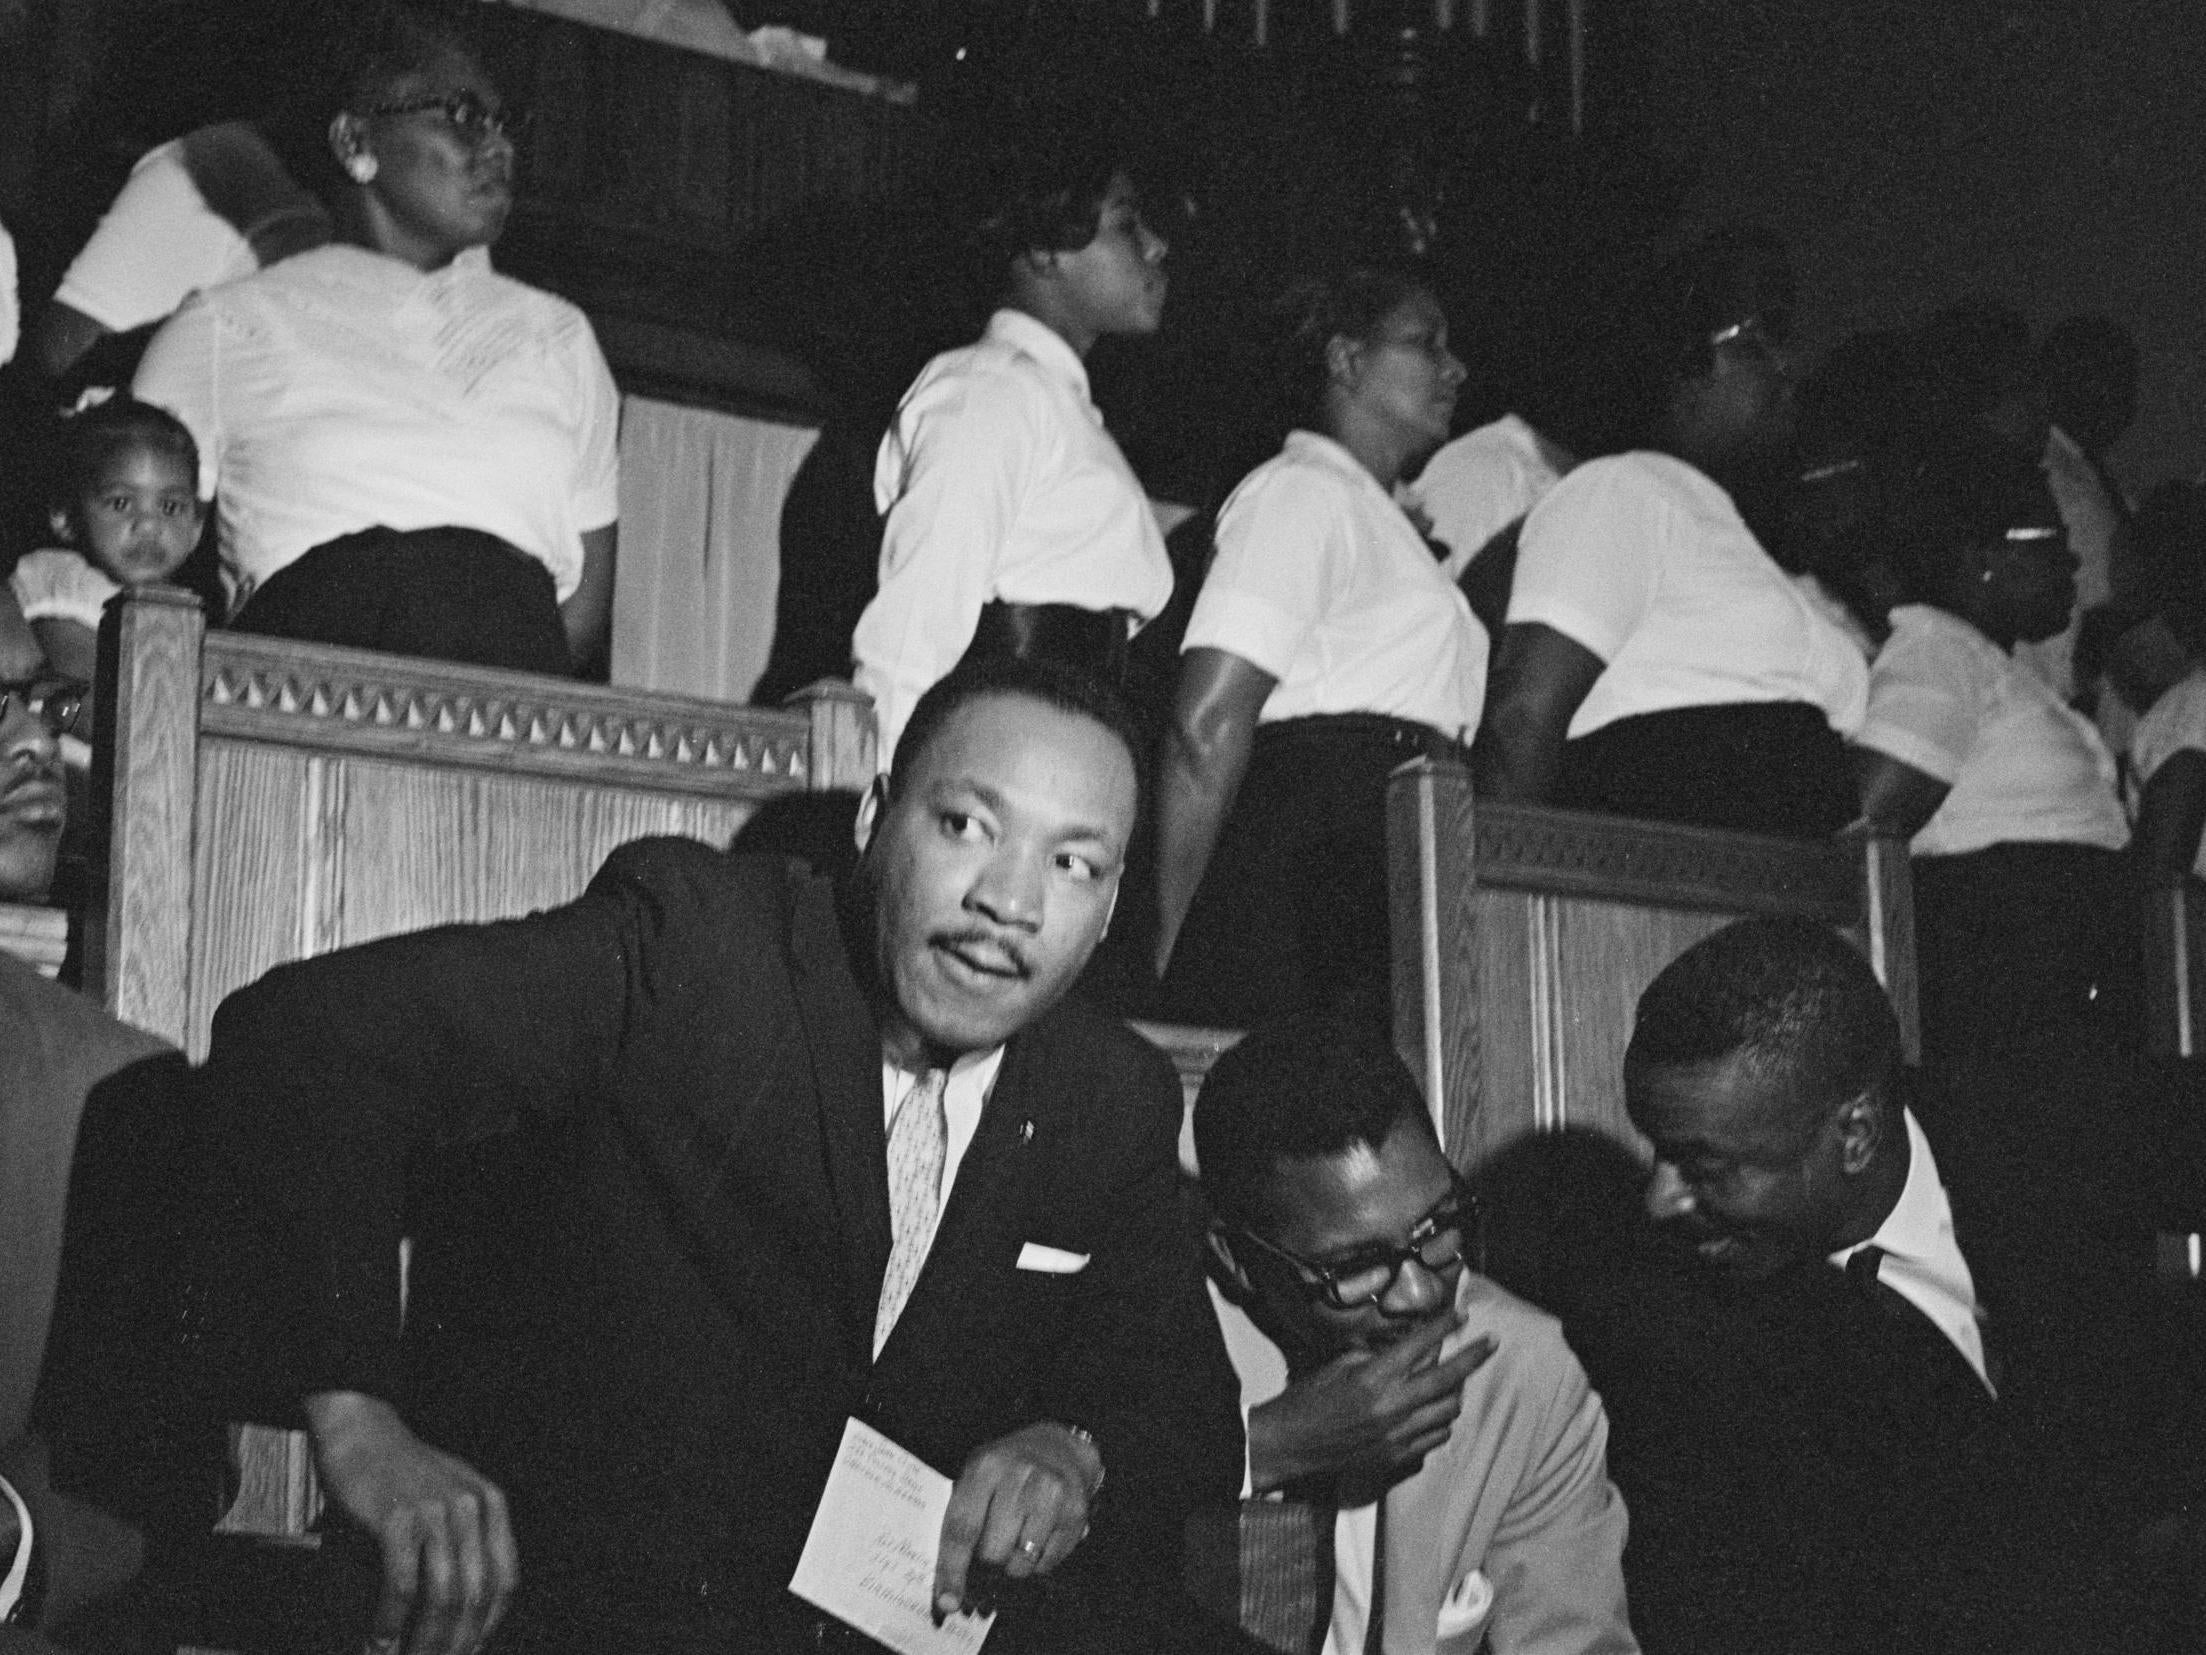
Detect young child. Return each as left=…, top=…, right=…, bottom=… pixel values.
left=10, top=397, right=205, bottom=683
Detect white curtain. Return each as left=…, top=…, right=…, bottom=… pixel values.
left=611, top=396, right=821, bottom=704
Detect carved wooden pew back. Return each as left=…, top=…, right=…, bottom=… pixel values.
left=1385, top=758, right=1918, bottom=1171
left=87, top=587, right=874, bottom=1057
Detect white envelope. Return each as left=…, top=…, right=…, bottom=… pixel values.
left=1015, top=1242, right=1090, bottom=1274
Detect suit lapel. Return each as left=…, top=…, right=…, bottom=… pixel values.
left=783, top=870, right=893, bottom=1370
left=876, top=1032, right=1054, bottom=1365
left=932, top=1035, right=1045, bottom=1260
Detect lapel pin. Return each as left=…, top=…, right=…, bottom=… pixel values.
left=1019, top=1119, right=1035, bottom=1145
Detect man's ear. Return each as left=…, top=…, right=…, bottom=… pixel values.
left=1835, top=1086, right=1884, bottom=1176
left=1205, top=1223, right=1257, bottom=1302
left=852, top=772, right=890, bottom=858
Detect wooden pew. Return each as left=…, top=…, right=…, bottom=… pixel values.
left=2143, top=880, right=2206, bottom=1061
left=1385, top=757, right=1918, bottom=1171
left=85, top=586, right=874, bottom=1058
left=75, top=589, right=877, bottom=1649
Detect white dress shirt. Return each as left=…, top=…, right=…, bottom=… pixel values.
left=134, top=244, right=620, bottom=611
left=1409, top=413, right=1569, bottom=580
left=879, top=1046, right=1003, bottom=1207
left=1187, top=430, right=1489, bottom=739
left=857, top=309, right=1172, bottom=761
left=1829, top=1107, right=1994, bottom=1393
left=1510, top=452, right=1869, bottom=739
left=1856, top=604, right=2129, bottom=857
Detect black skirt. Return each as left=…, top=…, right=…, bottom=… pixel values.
left=231, top=525, right=573, bottom=676
left=1153, top=713, right=1466, bottom=1032
left=1555, top=700, right=1859, bottom=840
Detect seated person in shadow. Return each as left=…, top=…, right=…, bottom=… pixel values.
left=1476, top=229, right=1868, bottom=838
left=1194, top=1020, right=1636, bottom=1655
left=1559, top=916, right=2193, bottom=1655
left=0, top=660, right=184, bottom=1648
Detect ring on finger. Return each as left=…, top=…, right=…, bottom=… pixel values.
left=1016, top=1537, right=1044, bottom=1559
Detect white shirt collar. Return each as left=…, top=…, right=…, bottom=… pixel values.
left=880, top=1044, right=1006, bottom=1199
left=1829, top=1107, right=1994, bottom=1393
left=985, top=308, right=1091, bottom=401
left=1282, top=428, right=1393, bottom=500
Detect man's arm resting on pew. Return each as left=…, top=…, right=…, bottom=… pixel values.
left=303, top=1391, right=516, bottom=1655
left=200, top=843, right=727, bottom=1651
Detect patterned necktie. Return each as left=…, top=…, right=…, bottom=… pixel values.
left=874, top=1067, right=949, bottom=1357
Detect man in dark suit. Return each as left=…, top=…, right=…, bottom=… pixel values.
left=1560, top=917, right=2166, bottom=1655
left=191, top=655, right=1244, bottom=1655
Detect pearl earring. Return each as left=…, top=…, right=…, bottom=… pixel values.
left=347, top=153, right=379, bottom=184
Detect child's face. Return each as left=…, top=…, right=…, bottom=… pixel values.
left=74, top=448, right=204, bottom=586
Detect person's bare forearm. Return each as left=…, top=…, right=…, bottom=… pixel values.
left=1153, top=724, right=1250, bottom=973
left=1472, top=695, right=1564, bottom=802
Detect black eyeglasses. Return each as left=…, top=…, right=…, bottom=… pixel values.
left=0, top=677, right=89, bottom=740
left=1235, top=1174, right=1479, bottom=1313
left=359, top=89, right=522, bottom=145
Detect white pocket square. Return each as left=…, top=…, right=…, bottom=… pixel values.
left=1016, top=1243, right=1090, bottom=1274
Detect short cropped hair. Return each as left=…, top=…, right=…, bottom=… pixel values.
left=1196, top=1019, right=1433, bottom=1230
left=58, top=398, right=201, bottom=512
left=1626, top=918, right=1901, bottom=1131
left=971, top=131, right=1126, bottom=268
left=891, top=655, right=1148, bottom=815
left=1270, top=264, right=1436, bottom=434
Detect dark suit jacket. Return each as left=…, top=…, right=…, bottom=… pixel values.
left=1560, top=1234, right=2158, bottom=1655
left=195, top=840, right=1244, bottom=1653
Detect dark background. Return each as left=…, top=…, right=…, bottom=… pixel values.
left=5, top=0, right=2204, bottom=491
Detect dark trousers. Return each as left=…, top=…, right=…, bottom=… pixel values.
left=1557, top=700, right=1858, bottom=840
left=232, top=525, right=572, bottom=676
left=1155, top=714, right=1463, bottom=1032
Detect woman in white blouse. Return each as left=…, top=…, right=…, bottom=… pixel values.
left=1475, top=229, right=1868, bottom=838
left=134, top=10, right=619, bottom=675
left=1851, top=428, right=2132, bottom=1081
left=1151, top=265, right=1485, bottom=1029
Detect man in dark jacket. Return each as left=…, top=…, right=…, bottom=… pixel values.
left=194, top=655, right=1244, bottom=1655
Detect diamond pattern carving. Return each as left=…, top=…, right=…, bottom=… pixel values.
left=200, top=649, right=810, bottom=794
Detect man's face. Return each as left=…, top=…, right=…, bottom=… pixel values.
left=1237, top=1117, right=1466, bottom=1361
left=1628, top=1051, right=1858, bottom=1281
left=859, top=692, right=1135, bottom=1060
left=0, top=682, right=66, bottom=901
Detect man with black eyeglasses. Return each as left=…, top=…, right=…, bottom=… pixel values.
left=1194, top=1020, right=1636, bottom=1655
left=0, top=669, right=78, bottom=904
